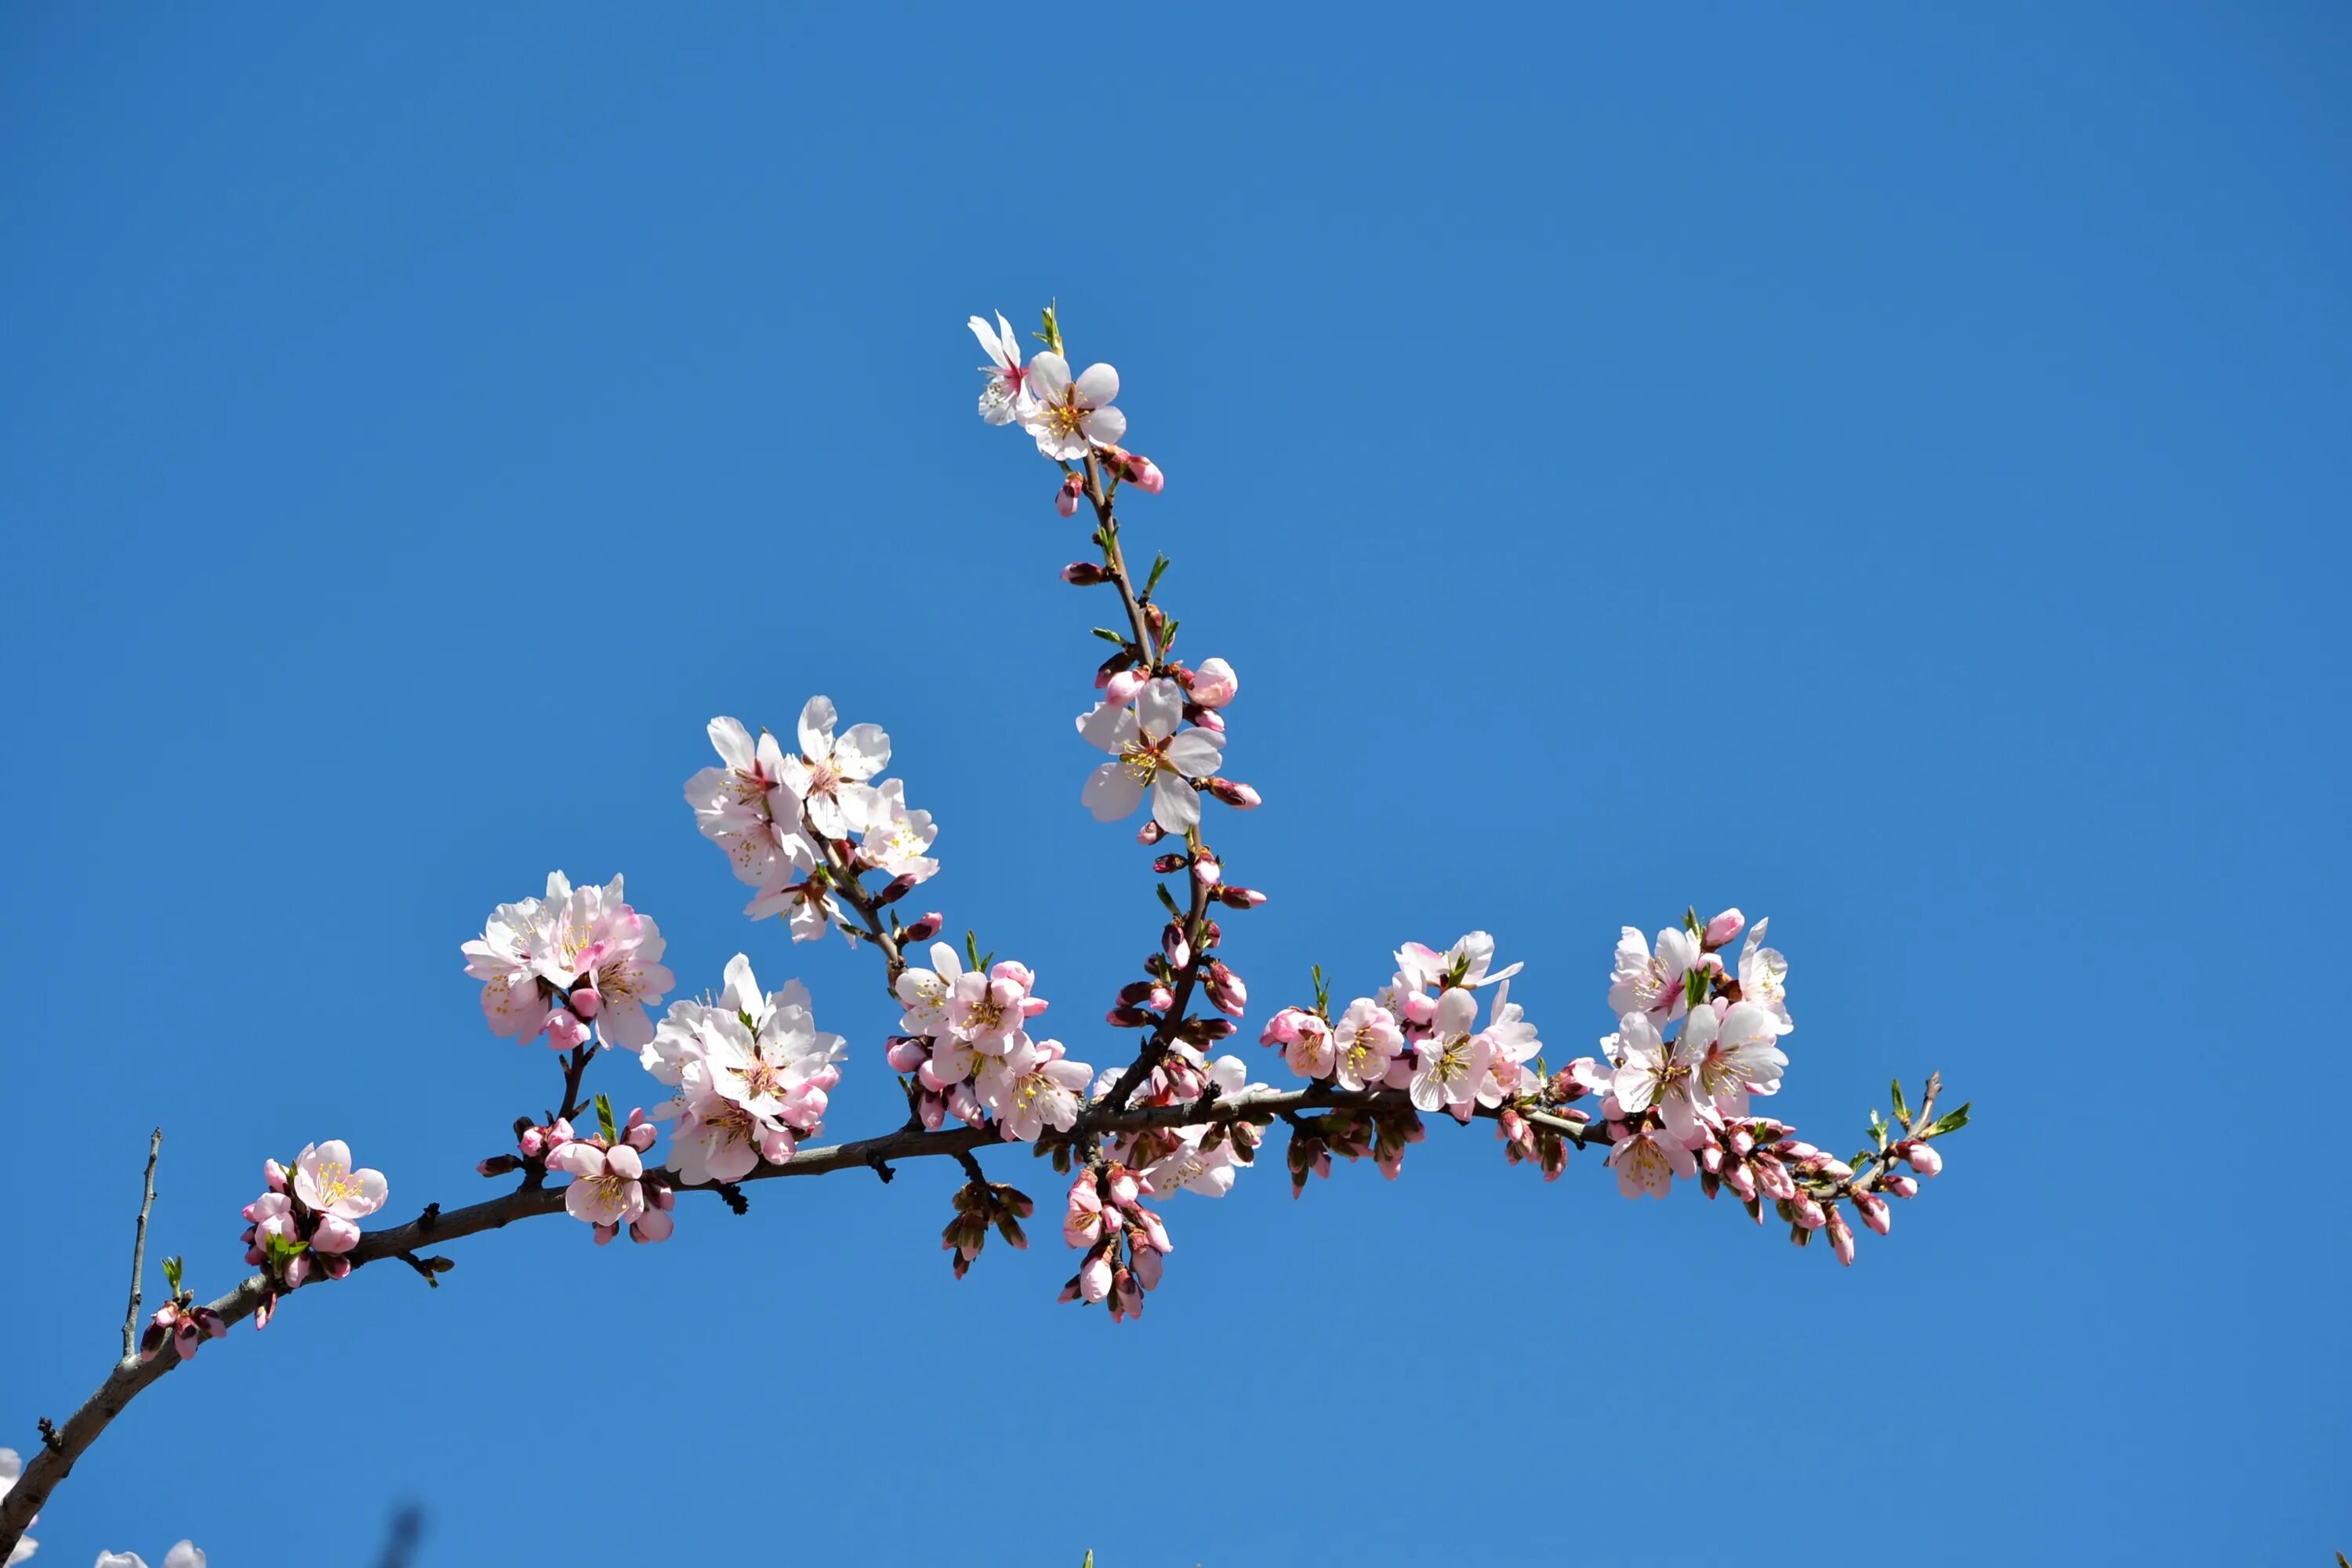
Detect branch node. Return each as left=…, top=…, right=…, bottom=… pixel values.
left=715, top=1182, right=750, bottom=1216
left=416, top=1202, right=441, bottom=1234
left=396, top=1251, right=454, bottom=1288
left=866, top=1152, right=896, bottom=1184
left=37, top=1416, right=62, bottom=1453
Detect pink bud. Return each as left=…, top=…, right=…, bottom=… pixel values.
left=625, top=1120, right=658, bottom=1152
left=517, top=1127, right=546, bottom=1157
left=1163, top=926, right=1191, bottom=971
left=311, top=1215, right=362, bottom=1254
left=1189, top=706, right=1225, bottom=733
left=1852, top=1190, right=1892, bottom=1236
left=1191, top=851, right=1222, bottom=887
left=1204, top=777, right=1260, bottom=808
left=1884, top=1174, right=1920, bottom=1200
left=905, top=912, right=943, bottom=942
left=593, top=1222, right=619, bottom=1246
left=545, top=1009, right=591, bottom=1051
left=263, top=1158, right=289, bottom=1192
left=885, top=1036, right=931, bottom=1073
left=1903, top=1141, right=1944, bottom=1178
left=324, top=1256, right=352, bottom=1280
left=1136, top=820, right=1167, bottom=845
left=1079, top=1250, right=1113, bottom=1303
left=1188, top=657, right=1239, bottom=708
left=632, top=1207, right=676, bottom=1243
left=1147, top=985, right=1174, bottom=1011
left=282, top=1254, right=313, bottom=1290
left=1105, top=668, right=1146, bottom=706
left=1133, top=1245, right=1165, bottom=1289
left=1216, top=884, right=1267, bottom=909
left=1055, top=473, right=1083, bottom=517
left=1825, top=1207, right=1856, bottom=1265
left=1792, top=1196, right=1827, bottom=1229
left=1061, top=560, right=1109, bottom=586
left=1701, top=908, right=1746, bottom=949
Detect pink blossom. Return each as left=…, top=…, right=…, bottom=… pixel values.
left=292, top=1141, right=388, bottom=1221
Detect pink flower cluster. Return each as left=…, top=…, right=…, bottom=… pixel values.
left=1058, top=1164, right=1174, bottom=1322
left=1262, top=932, right=1544, bottom=1122
left=136, top=1298, right=225, bottom=1365
left=640, top=953, right=844, bottom=1182
left=461, top=872, right=676, bottom=1052
left=239, top=1141, right=388, bottom=1323
left=684, top=701, right=938, bottom=943
left=543, top=1106, right=673, bottom=1243
left=887, top=942, right=1088, bottom=1141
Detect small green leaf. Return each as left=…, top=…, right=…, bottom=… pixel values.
left=1091, top=626, right=1128, bottom=646
left=162, top=1255, right=184, bottom=1296
left=1684, top=906, right=1701, bottom=936
left=1158, top=618, right=1179, bottom=653
left=594, top=1094, right=619, bottom=1147
left=1890, top=1077, right=1911, bottom=1125
left=1036, top=301, right=1064, bottom=356
left=1920, top=1102, right=1971, bottom=1139
left=1684, top=966, right=1709, bottom=1007
left=1144, top=555, right=1171, bottom=596
left=965, top=930, right=985, bottom=973
left=1156, top=884, right=1182, bottom=917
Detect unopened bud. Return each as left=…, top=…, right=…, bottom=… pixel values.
left=477, top=1154, right=521, bottom=1178
left=876, top=872, right=918, bottom=906
left=1061, top=560, right=1109, bottom=586
left=1106, top=1005, right=1156, bottom=1029
left=1191, top=851, right=1222, bottom=887
left=1701, top=908, right=1746, bottom=950
left=1055, top=473, right=1083, bottom=517
left=1136, top=820, right=1167, bottom=845
left=1825, top=1207, right=1856, bottom=1265
left=1152, top=853, right=1189, bottom=874
left=1215, top=884, right=1267, bottom=909
left=1105, top=446, right=1165, bottom=494
left=1884, top=1174, right=1920, bottom=1200
left=1163, top=925, right=1191, bottom=971
left=904, top=911, right=944, bottom=942
left=1852, top=1189, right=1892, bottom=1236
left=1203, top=777, right=1261, bottom=809
left=263, top=1158, right=289, bottom=1192
left=1105, top=667, right=1146, bottom=706
left=1902, top=1140, right=1944, bottom=1178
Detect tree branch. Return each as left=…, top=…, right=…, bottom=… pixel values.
left=118, top=1128, right=162, bottom=1361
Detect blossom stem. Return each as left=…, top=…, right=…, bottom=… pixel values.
left=118, top=1127, right=162, bottom=1360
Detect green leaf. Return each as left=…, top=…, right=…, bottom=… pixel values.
left=1143, top=555, right=1170, bottom=596
left=965, top=929, right=985, bottom=973
left=1091, top=626, right=1128, bottom=646
left=594, top=1094, right=619, bottom=1147
left=1036, top=301, right=1064, bottom=356
left=1684, top=906, right=1701, bottom=936
left=1684, top=966, right=1709, bottom=1007
left=162, top=1255, right=184, bottom=1296
left=1890, top=1077, right=1911, bottom=1125
left=1920, top=1102, right=1972, bottom=1139
left=1158, top=618, right=1179, bottom=653
left=1156, top=884, right=1182, bottom=917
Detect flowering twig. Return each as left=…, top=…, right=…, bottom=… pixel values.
left=118, top=1128, right=162, bottom=1361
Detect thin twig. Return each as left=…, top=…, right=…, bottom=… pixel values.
left=119, top=1128, right=162, bottom=1360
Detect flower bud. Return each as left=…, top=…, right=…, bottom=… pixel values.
left=1061, top=560, right=1109, bottom=586
left=1205, top=961, right=1247, bottom=1017
left=1701, top=908, right=1746, bottom=950
left=1105, top=667, right=1147, bottom=707
left=1884, top=1174, right=1920, bottom=1200
left=546, top=1009, right=591, bottom=1051
left=263, top=1158, right=289, bottom=1192
left=1852, top=1189, right=1892, bottom=1236
left=1152, top=853, right=1189, bottom=875
left=1080, top=1250, right=1114, bottom=1304
left=1105, top=447, right=1165, bottom=493
left=1216, top=884, right=1267, bottom=909
left=477, top=1154, right=521, bottom=1178
left=324, top=1255, right=353, bottom=1280
left=1055, top=473, right=1083, bottom=517
left=1163, top=925, right=1191, bottom=971
left=1825, top=1207, right=1856, bottom=1265
left=1106, top=1005, right=1156, bottom=1029
left=283, top=1253, right=314, bottom=1290
left=1203, top=777, right=1261, bottom=809
left=632, top=1207, right=676, bottom=1243
left=1191, top=851, right=1222, bottom=887
left=904, top=911, right=944, bottom=942
left=1902, top=1140, right=1944, bottom=1178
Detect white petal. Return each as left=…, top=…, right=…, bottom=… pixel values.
left=968, top=314, right=1010, bottom=371
left=707, top=716, right=754, bottom=771
left=797, top=695, right=837, bottom=758
left=1137, top=677, right=1185, bottom=739
left=1077, top=702, right=1138, bottom=754
left=1083, top=762, right=1146, bottom=822
left=1073, top=361, right=1120, bottom=408
left=1026, top=350, right=1071, bottom=402
left=1081, top=405, right=1127, bottom=448
left=1149, top=770, right=1200, bottom=832
left=835, top=722, right=891, bottom=780
left=1161, top=731, right=1224, bottom=777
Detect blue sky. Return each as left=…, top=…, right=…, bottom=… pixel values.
left=2, top=5, right=2346, bottom=1563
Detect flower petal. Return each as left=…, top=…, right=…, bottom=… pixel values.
left=1073, top=361, right=1120, bottom=408
left=1150, top=770, right=1201, bottom=832
left=1083, top=763, right=1146, bottom=822
left=1081, top=405, right=1127, bottom=448
left=1026, top=350, right=1071, bottom=402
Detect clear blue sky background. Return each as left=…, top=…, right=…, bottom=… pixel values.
left=3, top=6, right=2345, bottom=1564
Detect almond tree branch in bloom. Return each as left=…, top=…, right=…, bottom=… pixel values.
left=0, top=304, right=1970, bottom=1561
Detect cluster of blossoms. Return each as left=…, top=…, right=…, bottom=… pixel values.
left=887, top=943, right=1083, bottom=1141
left=237, top=1140, right=388, bottom=1325
left=1582, top=909, right=1962, bottom=1261
left=543, top=1104, right=673, bottom=1243
left=684, top=702, right=938, bottom=943
left=970, top=310, right=1163, bottom=505
left=461, top=873, right=675, bottom=1051
left=641, top=954, right=844, bottom=1182
left=1058, top=1162, right=1174, bottom=1323
left=1263, top=932, right=1541, bottom=1120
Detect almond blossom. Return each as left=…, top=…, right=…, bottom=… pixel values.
left=1077, top=677, right=1225, bottom=831
left=1737, top=917, right=1795, bottom=1034
left=977, top=1036, right=1093, bottom=1142
left=685, top=716, right=812, bottom=889
left=1330, top=997, right=1401, bottom=1091
left=1609, top=924, right=1699, bottom=1024
left=969, top=310, right=1035, bottom=425
left=1607, top=1011, right=1710, bottom=1143
left=1406, top=989, right=1494, bottom=1114
left=1684, top=998, right=1788, bottom=1116
left=1020, top=350, right=1124, bottom=459
left=1606, top=1120, right=1697, bottom=1200
left=858, top=779, right=939, bottom=883
left=782, top=695, right=889, bottom=839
